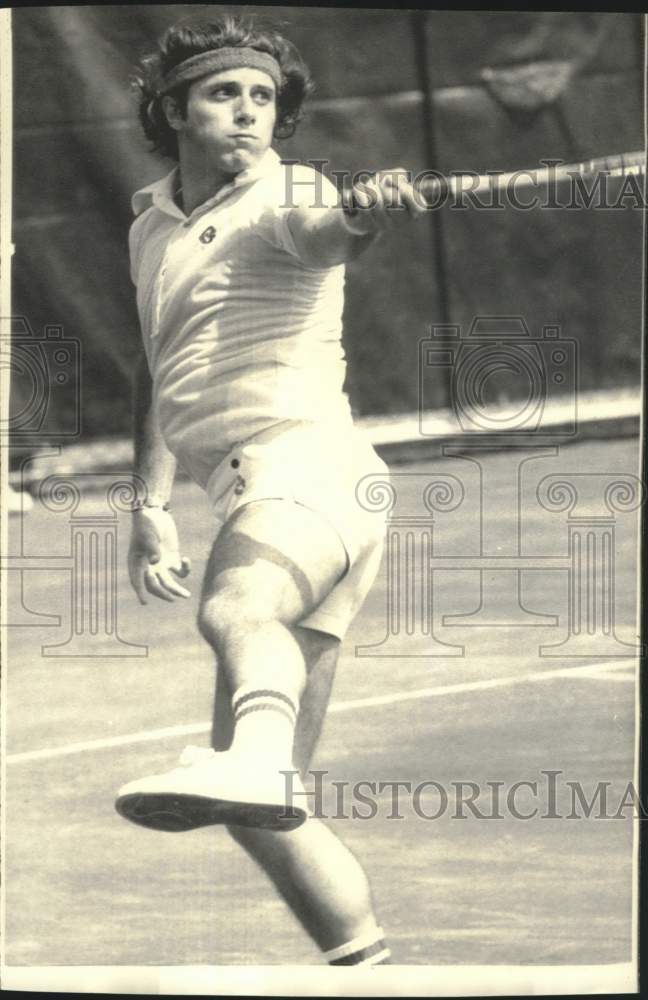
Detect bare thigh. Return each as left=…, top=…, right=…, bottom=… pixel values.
left=199, top=498, right=348, bottom=628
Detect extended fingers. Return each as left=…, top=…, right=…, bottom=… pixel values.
left=130, top=565, right=149, bottom=605
left=144, top=565, right=191, bottom=600
left=128, top=551, right=149, bottom=606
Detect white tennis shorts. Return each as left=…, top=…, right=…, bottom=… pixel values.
left=204, top=419, right=389, bottom=640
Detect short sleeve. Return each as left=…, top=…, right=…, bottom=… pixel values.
left=263, top=164, right=342, bottom=259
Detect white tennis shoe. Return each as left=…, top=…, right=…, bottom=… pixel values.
left=115, top=745, right=308, bottom=832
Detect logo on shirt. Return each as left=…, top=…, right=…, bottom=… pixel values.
left=199, top=226, right=216, bottom=244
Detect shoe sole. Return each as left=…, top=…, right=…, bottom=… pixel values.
left=115, top=792, right=307, bottom=833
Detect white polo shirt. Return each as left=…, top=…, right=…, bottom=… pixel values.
left=129, top=148, right=352, bottom=488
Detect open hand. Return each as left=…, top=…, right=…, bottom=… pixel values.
left=128, top=507, right=191, bottom=604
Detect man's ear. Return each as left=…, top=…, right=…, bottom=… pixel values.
left=162, top=95, right=184, bottom=132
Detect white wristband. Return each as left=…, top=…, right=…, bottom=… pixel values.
left=131, top=499, right=171, bottom=513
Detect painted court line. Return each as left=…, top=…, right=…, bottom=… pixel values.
left=5, top=659, right=635, bottom=766
left=567, top=665, right=636, bottom=682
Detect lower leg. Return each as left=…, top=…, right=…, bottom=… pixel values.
left=228, top=818, right=387, bottom=956
left=199, top=500, right=349, bottom=770
left=214, top=628, right=390, bottom=963
left=209, top=617, right=307, bottom=767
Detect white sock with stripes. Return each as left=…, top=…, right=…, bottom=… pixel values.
left=323, top=927, right=391, bottom=966
left=230, top=685, right=299, bottom=766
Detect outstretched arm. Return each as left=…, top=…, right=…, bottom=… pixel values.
left=287, top=168, right=426, bottom=269
left=129, top=350, right=191, bottom=604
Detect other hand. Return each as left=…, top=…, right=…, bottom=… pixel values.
left=128, top=507, right=191, bottom=604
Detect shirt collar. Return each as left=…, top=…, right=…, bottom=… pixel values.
left=131, top=148, right=281, bottom=219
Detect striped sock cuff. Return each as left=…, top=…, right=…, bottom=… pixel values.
left=324, top=928, right=391, bottom=966
left=232, top=687, right=298, bottom=725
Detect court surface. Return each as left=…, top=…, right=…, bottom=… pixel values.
left=4, top=436, right=640, bottom=967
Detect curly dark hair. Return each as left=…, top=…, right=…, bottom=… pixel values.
left=132, top=15, right=314, bottom=161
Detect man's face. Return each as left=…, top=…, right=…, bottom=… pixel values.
left=171, top=67, right=277, bottom=174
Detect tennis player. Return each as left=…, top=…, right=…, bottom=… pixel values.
left=116, top=16, right=424, bottom=966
